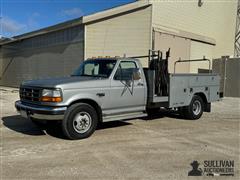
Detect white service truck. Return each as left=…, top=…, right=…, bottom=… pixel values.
left=15, top=50, right=220, bottom=139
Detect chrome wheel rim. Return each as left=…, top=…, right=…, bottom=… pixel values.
left=192, top=100, right=201, bottom=116
left=73, top=112, right=92, bottom=134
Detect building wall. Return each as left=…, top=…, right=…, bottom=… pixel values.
left=85, top=6, right=152, bottom=66
left=150, top=0, right=237, bottom=71
left=213, top=57, right=240, bottom=97
left=0, top=25, right=84, bottom=87
left=153, top=31, right=191, bottom=73
left=190, top=41, right=213, bottom=73
left=0, top=48, right=2, bottom=80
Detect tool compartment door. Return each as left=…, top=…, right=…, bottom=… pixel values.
left=169, top=74, right=190, bottom=108
left=169, top=74, right=220, bottom=108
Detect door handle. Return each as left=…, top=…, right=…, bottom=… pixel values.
left=137, top=82, right=144, bottom=86
left=96, top=93, right=105, bottom=97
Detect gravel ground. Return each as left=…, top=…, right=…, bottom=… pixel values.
left=0, top=87, right=239, bottom=180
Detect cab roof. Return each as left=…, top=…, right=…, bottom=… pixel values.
left=86, top=57, right=138, bottom=61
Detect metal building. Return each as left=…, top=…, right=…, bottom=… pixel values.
left=212, top=56, right=240, bottom=97
left=0, top=0, right=237, bottom=87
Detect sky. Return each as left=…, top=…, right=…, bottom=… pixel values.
left=0, top=0, right=135, bottom=38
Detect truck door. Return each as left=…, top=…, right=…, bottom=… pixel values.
left=109, top=61, right=145, bottom=114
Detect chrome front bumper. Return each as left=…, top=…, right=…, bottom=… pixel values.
left=15, top=100, right=67, bottom=120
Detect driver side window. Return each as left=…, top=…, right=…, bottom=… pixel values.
left=114, top=61, right=139, bottom=80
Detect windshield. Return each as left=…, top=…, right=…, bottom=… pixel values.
left=72, top=59, right=117, bottom=78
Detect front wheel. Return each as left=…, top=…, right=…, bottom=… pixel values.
left=182, top=95, right=204, bottom=120
left=62, top=103, right=98, bottom=140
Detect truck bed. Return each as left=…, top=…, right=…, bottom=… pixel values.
left=144, top=69, right=220, bottom=108
left=168, top=73, right=220, bottom=108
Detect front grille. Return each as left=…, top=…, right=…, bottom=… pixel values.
left=20, top=87, right=42, bottom=102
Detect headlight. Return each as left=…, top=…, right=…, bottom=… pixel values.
left=40, top=89, right=62, bottom=102
left=42, top=89, right=61, bottom=97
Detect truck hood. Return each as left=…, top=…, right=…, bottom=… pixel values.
left=21, top=76, right=109, bottom=89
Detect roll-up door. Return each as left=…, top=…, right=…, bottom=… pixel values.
left=154, top=31, right=191, bottom=73
left=190, top=41, right=213, bottom=73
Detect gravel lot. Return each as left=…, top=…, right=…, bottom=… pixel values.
left=0, top=87, right=239, bottom=180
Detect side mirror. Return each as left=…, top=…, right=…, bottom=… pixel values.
left=132, top=69, right=141, bottom=80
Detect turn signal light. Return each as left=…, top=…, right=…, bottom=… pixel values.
left=40, top=96, right=62, bottom=102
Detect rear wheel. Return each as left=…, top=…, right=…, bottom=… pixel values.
left=62, top=103, right=98, bottom=140
left=182, top=95, right=204, bottom=120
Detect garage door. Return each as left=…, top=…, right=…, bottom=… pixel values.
left=190, top=41, right=213, bottom=73
left=154, top=31, right=191, bottom=73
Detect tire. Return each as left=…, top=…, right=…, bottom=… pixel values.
left=62, top=103, right=98, bottom=140
left=182, top=95, right=204, bottom=120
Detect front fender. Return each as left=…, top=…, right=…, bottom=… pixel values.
left=66, top=93, right=102, bottom=107
left=62, top=88, right=106, bottom=109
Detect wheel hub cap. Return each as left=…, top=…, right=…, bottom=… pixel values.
left=73, top=112, right=92, bottom=133
left=193, top=100, right=201, bottom=116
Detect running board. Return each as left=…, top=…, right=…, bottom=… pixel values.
left=103, top=112, right=147, bottom=122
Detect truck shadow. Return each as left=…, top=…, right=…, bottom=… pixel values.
left=141, top=109, right=188, bottom=121
left=1, top=115, right=45, bottom=136
left=1, top=115, right=132, bottom=139
left=1, top=111, right=187, bottom=139
left=97, top=121, right=132, bottom=130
